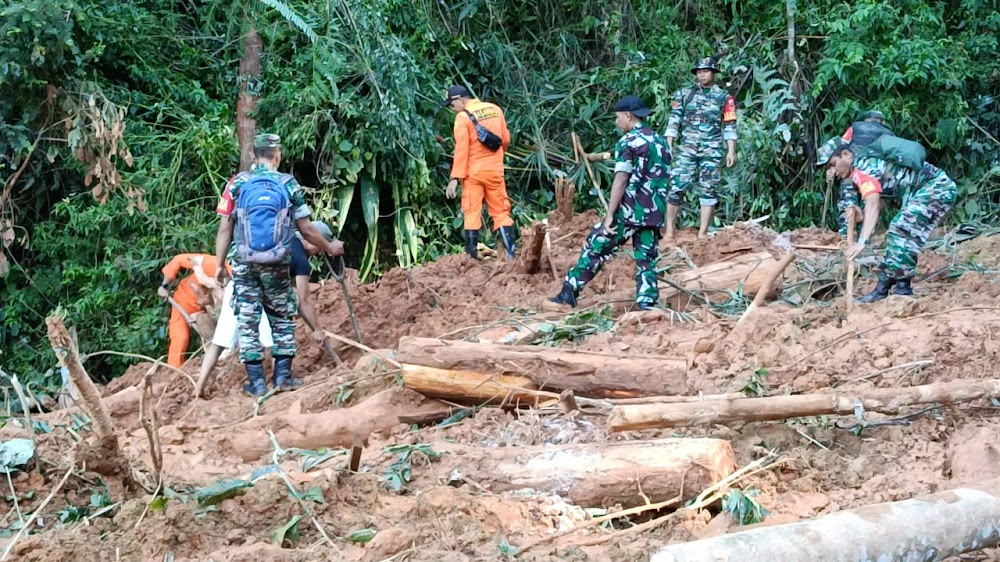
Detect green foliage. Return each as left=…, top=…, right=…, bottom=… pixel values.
left=382, top=443, right=440, bottom=493
left=348, top=528, right=377, bottom=544
left=271, top=514, right=303, bottom=547
left=1, top=0, right=998, bottom=387
left=535, top=306, right=616, bottom=345
left=722, top=488, right=768, bottom=525
left=195, top=478, right=253, bottom=507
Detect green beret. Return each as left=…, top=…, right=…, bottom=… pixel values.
left=254, top=133, right=281, bottom=149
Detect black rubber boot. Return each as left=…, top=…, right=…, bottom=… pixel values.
left=464, top=230, right=479, bottom=260
left=498, top=226, right=517, bottom=260
left=548, top=282, right=578, bottom=307
left=242, top=361, right=267, bottom=397
left=856, top=277, right=896, bottom=303
left=893, top=278, right=914, bottom=296
left=272, top=356, right=302, bottom=392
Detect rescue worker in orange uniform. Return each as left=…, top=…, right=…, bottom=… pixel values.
left=442, top=85, right=517, bottom=260
left=157, top=253, right=228, bottom=367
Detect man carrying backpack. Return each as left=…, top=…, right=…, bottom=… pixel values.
left=831, top=110, right=894, bottom=236
left=817, top=137, right=956, bottom=302
left=441, top=85, right=516, bottom=260
left=213, top=133, right=345, bottom=397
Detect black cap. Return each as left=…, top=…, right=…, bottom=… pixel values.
left=614, top=95, right=653, bottom=118
left=441, top=85, right=471, bottom=106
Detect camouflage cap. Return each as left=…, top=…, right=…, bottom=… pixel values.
left=691, top=56, right=720, bottom=74
left=254, top=133, right=282, bottom=149
left=815, top=137, right=843, bottom=167
left=858, top=109, right=885, bottom=122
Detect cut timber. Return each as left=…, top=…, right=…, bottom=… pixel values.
left=219, top=387, right=454, bottom=462
left=651, top=479, right=1000, bottom=562
left=516, top=222, right=547, bottom=275
left=439, top=438, right=735, bottom=508
left=554, top=177, right=575, bottom=222
left=400, top=363, right=539, bottom=405
left=586, top=251, right=781, bottom=311
left=46, top=314, right=114, bottom=438
left=733, top=251, right=796, bottom=328
left=396, top=336, right=689, bottom=398
left=236, top=26, right=262, bottom=172
left=609, top=378, right=1000, bottom=432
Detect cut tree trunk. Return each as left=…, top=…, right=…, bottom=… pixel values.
left=585, top=251, right=781, bottom=311
left=218, top=387, right=454, bottom=462
left=236, top=26, right=262, bottom=172
left=516, top=222, right=547, bottom=275
left=651, top=479, right=1000, bottom=562
left=395, top=336, right=689, bottom=398
left=46, top=315, right=114, bottom=439
left=438, top=438, right=735, bottom=508
left=554, top=176, right=576, bottom=222
left=608, top=378, right=1000, bottom=432
left=400, top=364, right=540, bottom=405
left=733, top=250, right=797, bottom=329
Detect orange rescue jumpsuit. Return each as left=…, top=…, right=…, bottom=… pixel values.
left=162, top=254, right=227, bottom=367
left=451, top=99, right=514, bottom=231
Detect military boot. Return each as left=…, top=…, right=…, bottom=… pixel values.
left=893, top=278, right=914, bottom=296
left=548, top=282, right=578, bottom=307
left=498, top=226, right=517, bottom=260
left=856, top=277, right=895, bottom=303
left=464, top=230, right=479, bottom=260
left=635, top=302, right=658, bottom=311
left=272, top=356, right=302, bottom=392
left=242, top=361, right=267, bottom=398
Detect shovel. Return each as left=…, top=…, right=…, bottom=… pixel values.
left=323, top=254, right=363, bottom=344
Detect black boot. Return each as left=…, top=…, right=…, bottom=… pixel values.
left=894, top=278, right=914, bottom=296
left=272, top=356, right=302, bottom=392
left=464, top=230, right=479, bottom=260
left=548, top=282, right=578, bottom=307
left=856, top=277, right=895, bottom=303
left=498, top=226, right=517, bottom=260
left=242, top=361, right=267, bottom=397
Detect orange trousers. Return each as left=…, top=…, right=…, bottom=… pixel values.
left=461, top=173, right=514, bottom=231
left=167, top=285, right=203, bottom=367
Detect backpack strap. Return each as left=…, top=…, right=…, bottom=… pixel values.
left=463, top=109, right=481, bottom=125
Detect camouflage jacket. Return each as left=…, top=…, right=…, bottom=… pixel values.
left=848, top=157, right=942, bottom=201
left=666, top=84, right=738, bottom=150
left=613, top=124, right=671, bottom=228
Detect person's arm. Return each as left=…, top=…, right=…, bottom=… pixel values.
left=665, top=89, right=684, bottom=151
left=723, top=95, right=737, bottom=167
left=606, top=172, right=629, bottom=218
left=447, top=114, right=471, bottom=198
left=296, top=218, right=344, bottom=256
left=845, top=166, right=883, bottom=260
left=214, top=218, right=234, bottom=285
left=857, top=192, right=881, bottom=244
left=602, top=136, right=632, bottom=233
left=159, top=254, right=193, bottom=298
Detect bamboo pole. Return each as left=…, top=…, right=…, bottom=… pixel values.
left=845, top=208, right=857, bottom=312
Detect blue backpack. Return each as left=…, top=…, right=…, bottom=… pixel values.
left=234, top=173, right=295, bottom=264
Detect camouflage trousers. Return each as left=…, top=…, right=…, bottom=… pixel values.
left=668, top=146, right=722, bottom=207
left=232, top=261, right=296, bottom=362
left=878, top=169, right=957, bottom=280
left=564, top=222, right=660, bottom=306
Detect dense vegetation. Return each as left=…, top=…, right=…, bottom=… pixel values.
left=2, top=0, right=998, bottom=390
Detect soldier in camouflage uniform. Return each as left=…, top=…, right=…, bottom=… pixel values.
left=818, top=137, right=956, bottom=302
left=664, top=57, right=738, bottom=240
left=214, top=133, right=345, bottom=397
left=550, top=96, right=670, bottom=310
left=831, top=109, right=893, bottom=236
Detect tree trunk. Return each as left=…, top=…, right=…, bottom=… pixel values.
left=554, top=176, right=576, bottom=222
left=438, top=438, right=735, bottom=508
left=584, top=252, right=782, bottom=310
left=46, top=315, right=115, bottom=439
left=400, top=364, right=540, bottom=405
left=733, top=251, right=797, bottom=329
left=651, top=479, right=1000, bottom=562
left=516, top=222, right=547, bottom=275
left=218, top=387, right=454, bottom=462
left=236, top=26, right=262, bottom=172
left=395, top=336, right=689, bottom=398
left=608, top=378, right=1000, bottom=432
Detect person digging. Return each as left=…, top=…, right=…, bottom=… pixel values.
left=550, top=95, right=670, bottom=310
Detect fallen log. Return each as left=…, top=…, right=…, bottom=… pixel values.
left=218, top=387, right=455, bottom=462
left=438, top=438, right=735, bottom=508
left=400, top=363, right=540, bottom=405
left=46, top=314, right=114, bottom=438
left=651, top=479, right=1000, bottom=562
left=609, top=378, right=1000, bottom=432
left=396, top=336, right=689, bottom=398
left=734, top=250, right=796, bottom=328
left=586, top=251, right=781, bottom=311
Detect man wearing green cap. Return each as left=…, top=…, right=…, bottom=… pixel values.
left=664, top=56, right=738, bottom=241
left=550, top=95, right=670, bottom=310
left=818, top=137, right=956, bottom=302
left=213, top=133, right=345, bottom=397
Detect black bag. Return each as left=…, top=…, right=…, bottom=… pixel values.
left=464, top=110, right=503, bottom=152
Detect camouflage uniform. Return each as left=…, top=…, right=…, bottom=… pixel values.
left=847, top=158, right=957, bottom=280
left=564, top=125, right=670, bottom=306
left=226, top=163, right=312, bottom=362
left=665, top=84, right=737, bottom=206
